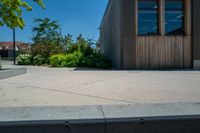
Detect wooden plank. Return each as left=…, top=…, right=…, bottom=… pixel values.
left=185, top=0, right=192, bottom=35
left=159, top=0, right=165, bottom=35
left=136, top=36, right=191, bottom=69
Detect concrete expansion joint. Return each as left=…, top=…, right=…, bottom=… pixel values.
left=99, top=105, right=107, bottom=133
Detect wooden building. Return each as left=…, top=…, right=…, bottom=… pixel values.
left=100, top=0, right=200, bottom=70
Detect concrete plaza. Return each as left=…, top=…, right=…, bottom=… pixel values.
left=0, top=61, right=200, bottom=107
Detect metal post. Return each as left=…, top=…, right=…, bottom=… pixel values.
left=13, top=28, right=16, bottom=65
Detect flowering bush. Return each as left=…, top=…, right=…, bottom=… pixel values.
left=33, top=55, right=46, bottom=66
left=16, top=54, right=32, bottom=65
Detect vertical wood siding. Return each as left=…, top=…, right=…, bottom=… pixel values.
left=100, top=0, right=122, bottom=68
left=135, top=36, right=192, bottom=69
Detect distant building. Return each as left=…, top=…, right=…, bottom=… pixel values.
left=0, top=42, right=30, bottom=58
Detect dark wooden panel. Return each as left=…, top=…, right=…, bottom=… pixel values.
left=135, top=36, right=192, bottom=69
left=122, top=0, right=135, bottom=36
left=122, top=36, right=137, bottom=69
left=99, top=0, right=123, bottom=68
left=193, top=0, right=200, bottom=60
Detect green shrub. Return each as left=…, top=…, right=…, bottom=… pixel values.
left=33, top=55, right=46, bottom=66
left=50, top=51, right=111, bottom=69
left=65, top=51, right=84, bottom=67
left=50, top=51, right=84, bottom=67
left=16, top=54, right=32, bottom=65
left=78, top=43, right=93, bottom=57
left=81, top=52, right=111, bottom=69
left=50, top=54, right=66, bottom=67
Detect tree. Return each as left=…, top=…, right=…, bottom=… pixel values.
left=62, top=34, right=73, bottom=53
left=31, top=18, right=63, bottom=58
left=0, top=0, right=45, bottom=29
left=32, top=18, right=61, bottom=44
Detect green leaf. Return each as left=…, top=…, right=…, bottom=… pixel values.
left=0, top=0, right=45, bottom=29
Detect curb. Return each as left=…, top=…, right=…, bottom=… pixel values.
left=0, top=103, right=200, bottom=133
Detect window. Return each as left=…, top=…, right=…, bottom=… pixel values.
left=165, top=0, right=184, bottom=35
left=138, top=0, right=159, bottom=35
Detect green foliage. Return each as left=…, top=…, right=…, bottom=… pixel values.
left=31, top=43, right=62, bottom=60
left=31, top=18, right=63, bottom=58
left=50, top=51, right=84, bottom=67
left=50, top=54, right=66, bottom=67
left=0, top=0, right=45, bottom=29
left=32, top=18, right=61, bottom=44
left=61, top=34, right=74, bottom=53
left=33, top=55, right=46, bottom=65
left=49, top=34, right=111, bottom=69
left=50, top=51, right=111, bottom=69
left=65, top=51, right=84, bottom=67
left=67, top=34, right=93, bottom=56
left=31, top=44, right=49, bottom=58
left=81, top=52, right=111, bottom=69
left=16, top=24, right=111, bottom=68
left=16, top=54, right=32, bottom=65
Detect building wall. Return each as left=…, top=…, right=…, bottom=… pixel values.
left=192, top=0, right=200, bottom=69
left=0, top=50, right=16, bottom=58
left=100, top=0, right=196, bottom=69
left=100, top=0, right=122, bottom=68
left=121, top=0, right=192, bottom=69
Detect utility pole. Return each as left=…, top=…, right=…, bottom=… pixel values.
left=13, top=28, right=16, bottom=65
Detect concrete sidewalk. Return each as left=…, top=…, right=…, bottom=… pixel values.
left=0, top=65, right=200, bottom=107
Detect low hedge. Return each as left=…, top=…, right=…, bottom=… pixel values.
left=50, top=51, right=83, bottom=67
left=50, top=51, right=111, bottom=69
left=81, top=52, right=111, bottom=69
left=17, top=51, right=111, bottom=69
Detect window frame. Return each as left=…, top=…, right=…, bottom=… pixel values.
left=165, top=0, right=185, bottom=35
left=136, top=0, right=191, bottom=36
left=137, top=0, right=160, bottom=36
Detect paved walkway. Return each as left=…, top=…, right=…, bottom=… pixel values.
left=0, top=61, right=200, bottom=107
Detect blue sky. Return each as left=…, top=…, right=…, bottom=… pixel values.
left=0, top=0, right=108, bottom=43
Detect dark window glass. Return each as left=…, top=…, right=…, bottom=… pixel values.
left=165, top=0, right=184, bottom=35
left=138, top=0, right=158, bottom=35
